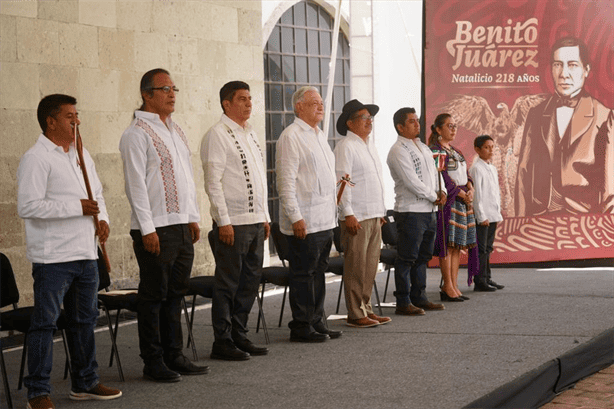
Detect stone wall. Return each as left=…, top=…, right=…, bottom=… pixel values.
left=0, top=0, right=264, bottom=304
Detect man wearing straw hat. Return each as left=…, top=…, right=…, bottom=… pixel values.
left=276, top=86, right=342, bottom=343
left=387, top=107, right=447, bottom=316
left=334, top=99, right=391, bottom=328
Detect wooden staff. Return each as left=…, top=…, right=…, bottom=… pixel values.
left=74, top=124, right=111, bottom=272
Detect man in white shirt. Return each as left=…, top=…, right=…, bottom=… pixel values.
left=201, top=81, right=270, bottom=361
left=387, top=107, right=447, bottom=315
left=119, top=69, right=208, bottom=383
left=276, top=86, right=341, bottom=343
left=334, top=99, right=391, bottom=328
left=18, top=94, right=121, bottom=408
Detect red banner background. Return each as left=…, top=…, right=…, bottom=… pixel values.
left=425, top=0, right=614, bottom=263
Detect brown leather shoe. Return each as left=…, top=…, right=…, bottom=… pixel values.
left=27, top=395, right=55, bottom=409
left=414, top=301, right=445, bottom=311
left=367, top=313, right=392, bottom=324
left=346, top=317, right=380, bottom=327
left=395, top=304, right=426, bottom=316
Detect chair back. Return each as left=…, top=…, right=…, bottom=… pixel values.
left=0, top=253, right=19, bottom=308
left=381, top=215, right=397, bottom=247
left=270, top=222, right=290, bottom=264
left=97, top=247, right=111, bottom=292
left=333, top=225, right=343, bottom=254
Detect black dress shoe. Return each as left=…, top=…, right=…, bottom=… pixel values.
left=459, top=295, right=470, bottom=300
left=290, top=331, right=329, bottom=343
left=233, top=338, right=269, bottom=356
left=166, top=355, right=209, bottom=375
left=143, top=362, right=182, bottom=383
left=440, top=291, right=464, bottom=302
left=313, top=325, right=343, bottom=339
left=211, top=340, right=250, bottom=361
left=488, top=280, right=505, bottom=289
left=474, top=283, right=497, bottom=292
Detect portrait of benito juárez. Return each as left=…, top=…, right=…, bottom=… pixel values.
left=515, top=36, right=614, bottom=216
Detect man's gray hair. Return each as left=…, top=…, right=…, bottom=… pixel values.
left=292, top=86, right=320, bottom=115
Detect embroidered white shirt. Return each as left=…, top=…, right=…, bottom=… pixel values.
left=119, top=111, right=200, bottom=236
left=334, top=131, right=386, bottom=222
left=387, top=136, right=445, bottom=213
left=17, top=135, right=109, bottom=263
left=201, top=114, right=269, bottom=226
left=469, top=157, right=503, bottom=224
left=276, top=118, right=337, bottom=236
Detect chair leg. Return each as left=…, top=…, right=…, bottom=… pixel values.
left=109, top=311, right=121, bottom=368
left=1, top=350, right=13, bottom=409
left=17, top=334, right=27, bottom=390
left=278, top=287, right=288, bottom=328
left=336, top=277, right=344, bottom=314
left=59, top=330, right=72, bottom=382
left=187, top=295, right=197, bottom=349
left=373, top=281, right=383, bottom=316
left=102, top=306, right=124, bottom=382
left=254, top=288, right=269, bottom=344
left=383, top=267, right=392, bottom=303
left=256, top=283, right=265, bottom=333
left=181, top=297, right=198, bottom=361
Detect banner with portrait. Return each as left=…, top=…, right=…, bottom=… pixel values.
left=424, top=0, right=614, bottom=263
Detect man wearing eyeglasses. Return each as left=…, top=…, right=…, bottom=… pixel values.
left=119, top=68, right=208, bottom=383
left=201, top=81, right=270, bottom=361
left=334, top=99, right=391, bottom=328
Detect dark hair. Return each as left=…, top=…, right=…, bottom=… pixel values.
left=427, top=113, right=451, bottom=146
left=393, top=107, right=416, bottom=134
left=219, top=81, right=250, bottom=112
left=551, top=37, right=590, bottom=68
left=138, top=68, right=170, bottom=111
left=37, top=94, right=77, bottom=133
left=474, top=134, right=494, bottom=148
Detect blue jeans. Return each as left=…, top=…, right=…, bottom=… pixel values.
left=394, top=212, right=437, bottom=307
left=25, top=260, right=100, bottom=400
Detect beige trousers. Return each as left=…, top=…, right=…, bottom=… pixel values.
left=340, top=217, right=382, bottom=320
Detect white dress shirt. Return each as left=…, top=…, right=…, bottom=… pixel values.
left=469, top=157, right=503, bottom=224
left=387, top=136, right=445, bottom=213
left=334, top=131, right=385, bottom=222
left=276, top=118, right=337, bottom=236
left=119, top=111, right=199, bottom=236
left=201, top=114, right=269, bottom=226
left=17, top=135, right=108, bottom=263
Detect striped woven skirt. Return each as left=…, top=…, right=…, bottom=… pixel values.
left=447, top=200, right=477, bottom=249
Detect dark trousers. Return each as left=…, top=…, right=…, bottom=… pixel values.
left=476, top=222, right=497, bottom=285
left=286, top=229, right=333, bottom=333
left=130, top=224, right=193, bottom=365
left=394, top=211, right=437, bottom=307
left=211, top=223, right=264, bottom=342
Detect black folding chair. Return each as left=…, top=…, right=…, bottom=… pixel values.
left=257, top=223, right=291, bottom=342
left=379, top=212, right=398, bottom=303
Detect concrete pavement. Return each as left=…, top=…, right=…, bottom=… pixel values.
left=2, top=266, right=612, bottom=409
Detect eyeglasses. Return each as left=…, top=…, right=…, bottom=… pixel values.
left=149, top=86, right=179, bottom=94
left=353, top=115, right=374, bottom=122
left=447, top=123, right=457, bottom=130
